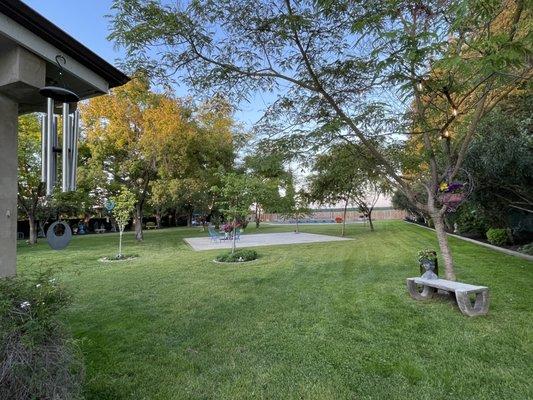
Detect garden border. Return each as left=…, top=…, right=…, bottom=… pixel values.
left=405, top=221, right=533, bottom=261
left=212, top=258, right=261, bottom=265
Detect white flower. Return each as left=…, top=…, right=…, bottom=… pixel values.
left=36, top=284, right=41, bottom=288
left=20, top=301, right=30, bottom=309
left=48, top=278, right=57, bottom=284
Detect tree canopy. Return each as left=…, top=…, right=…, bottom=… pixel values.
left=109, top=0, right=531, bottom=279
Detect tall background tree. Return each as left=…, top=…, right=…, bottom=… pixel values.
left=308, top=143, right=389, bottom=234
left=243, top=151, right=288, bottom=228
left=82, top=76, right=199, bottom=240
left=109, top=0, right=531, bottom=280
left=279, top=174, right=311, bottom=233
left=17, top=114, right=43, bottom=244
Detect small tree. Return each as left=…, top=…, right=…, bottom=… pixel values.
left=216, top=173, right=256, bottom=253
left=281, top=177, right=311, bottom=233
left=244, top=152, right=288, bottom=228
left=110, top=188, right=136, bottom=258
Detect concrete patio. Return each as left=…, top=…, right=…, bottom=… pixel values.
left=184, top=232, right=352, bottom=251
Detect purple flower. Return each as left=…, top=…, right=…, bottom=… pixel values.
left=446, top=182, right=464, bottom=192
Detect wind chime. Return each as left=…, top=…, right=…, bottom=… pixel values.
left=39, top=55, right=80, bottom=196
left=39, top=55, right=80, bottom=250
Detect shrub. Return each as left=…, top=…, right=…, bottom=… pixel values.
left=216, top=249, right=258, bottom=263
left=455, top=204, right=490, bottom=237
left=486, top=228, right=509, bottom=246
left=518, top=243, right=533, bottom=255
left=101, top=253, right=138, bottom=262
left=335, top=216, right=343, bottom=223
left=0, top=271, right=84, bottom=400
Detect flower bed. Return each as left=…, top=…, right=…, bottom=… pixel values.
left=0, top=272, right=84, bottom=399
left=215, top=249, right=258, bottom=263
left=99, top=254, right=138, bottom=262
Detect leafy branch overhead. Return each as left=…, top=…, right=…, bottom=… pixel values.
left=109, top=0, right=531, bottom=280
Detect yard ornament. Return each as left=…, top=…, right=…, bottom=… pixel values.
left=39, top=55, right=80, bottom=196
left=40, top=56, right=80, bottom=250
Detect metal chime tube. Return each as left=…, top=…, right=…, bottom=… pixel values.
left=40, top=114, right=47, bottom=183
left=62, top=102, right=70, bottom=191
left=53, top=116, right=58, bottom=187
left=46, top=98, right=54, bottom=195
left=70, top=111, right=79, bottom=190
left=67, top=114, right=74, bottom=189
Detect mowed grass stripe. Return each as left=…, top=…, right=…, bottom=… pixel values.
left=16, top=221, right=533, bottom=399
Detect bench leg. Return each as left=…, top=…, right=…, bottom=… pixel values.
left=455, top=290, right=489, bottom=317
left=406, top=279, right=435, bottom=300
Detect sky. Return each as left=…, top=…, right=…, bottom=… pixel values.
left=22, top=0, right=271, bottom=126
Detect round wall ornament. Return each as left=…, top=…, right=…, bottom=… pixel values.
left=46, top=221, right=72, bottom=250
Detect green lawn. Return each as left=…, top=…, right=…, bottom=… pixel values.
left=16, top=221, right=532, bottom=400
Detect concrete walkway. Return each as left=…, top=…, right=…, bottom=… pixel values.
left=184, top=232, right=351, bottom=251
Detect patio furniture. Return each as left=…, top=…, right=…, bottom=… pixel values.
left=208, top=226, right=224, bottom=243
left=406, top=277, right=489, bottom=317
left=94, top=223, right=106, bottom=234
left=146, top=222, right=157, bottom=230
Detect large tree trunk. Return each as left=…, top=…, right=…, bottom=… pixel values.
left=432, top=212, right=456, bottom=281
left=368, top=209, right=374, bottom=231
left=134, top=203, right=143, bottom=241
left=187, top=210, right=193, bottom=227
left=255, top=203, right=260, bottom=228
left=155, top=212, right=162, bottom=229
left=28, top=213, right=37, bottom=244
left=341, top=199, right=348, bottom=237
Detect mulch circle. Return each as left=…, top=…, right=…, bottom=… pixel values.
left=98, top=256, right=138, bottom=263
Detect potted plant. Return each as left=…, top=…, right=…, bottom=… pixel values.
left=417, top=249, right=438, bottom=278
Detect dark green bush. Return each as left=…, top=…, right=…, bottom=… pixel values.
left=0, top=271, right=84, bottom=400
left=518, top=243, right=533, bottom=255
left=455, top=204, right=490, bottom=237
left=216, top=249, right=258, bottom=263
left=486, top=228, right=509, bottom=246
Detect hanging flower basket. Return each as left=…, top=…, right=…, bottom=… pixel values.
left=437, top=181, right=468, bottom=212
left=436, top=169, right=474, bottom=212
left=440, top=192, right=465, bottom=207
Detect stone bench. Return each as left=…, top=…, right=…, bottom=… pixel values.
left=406, top=277, right=489, bottom=317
